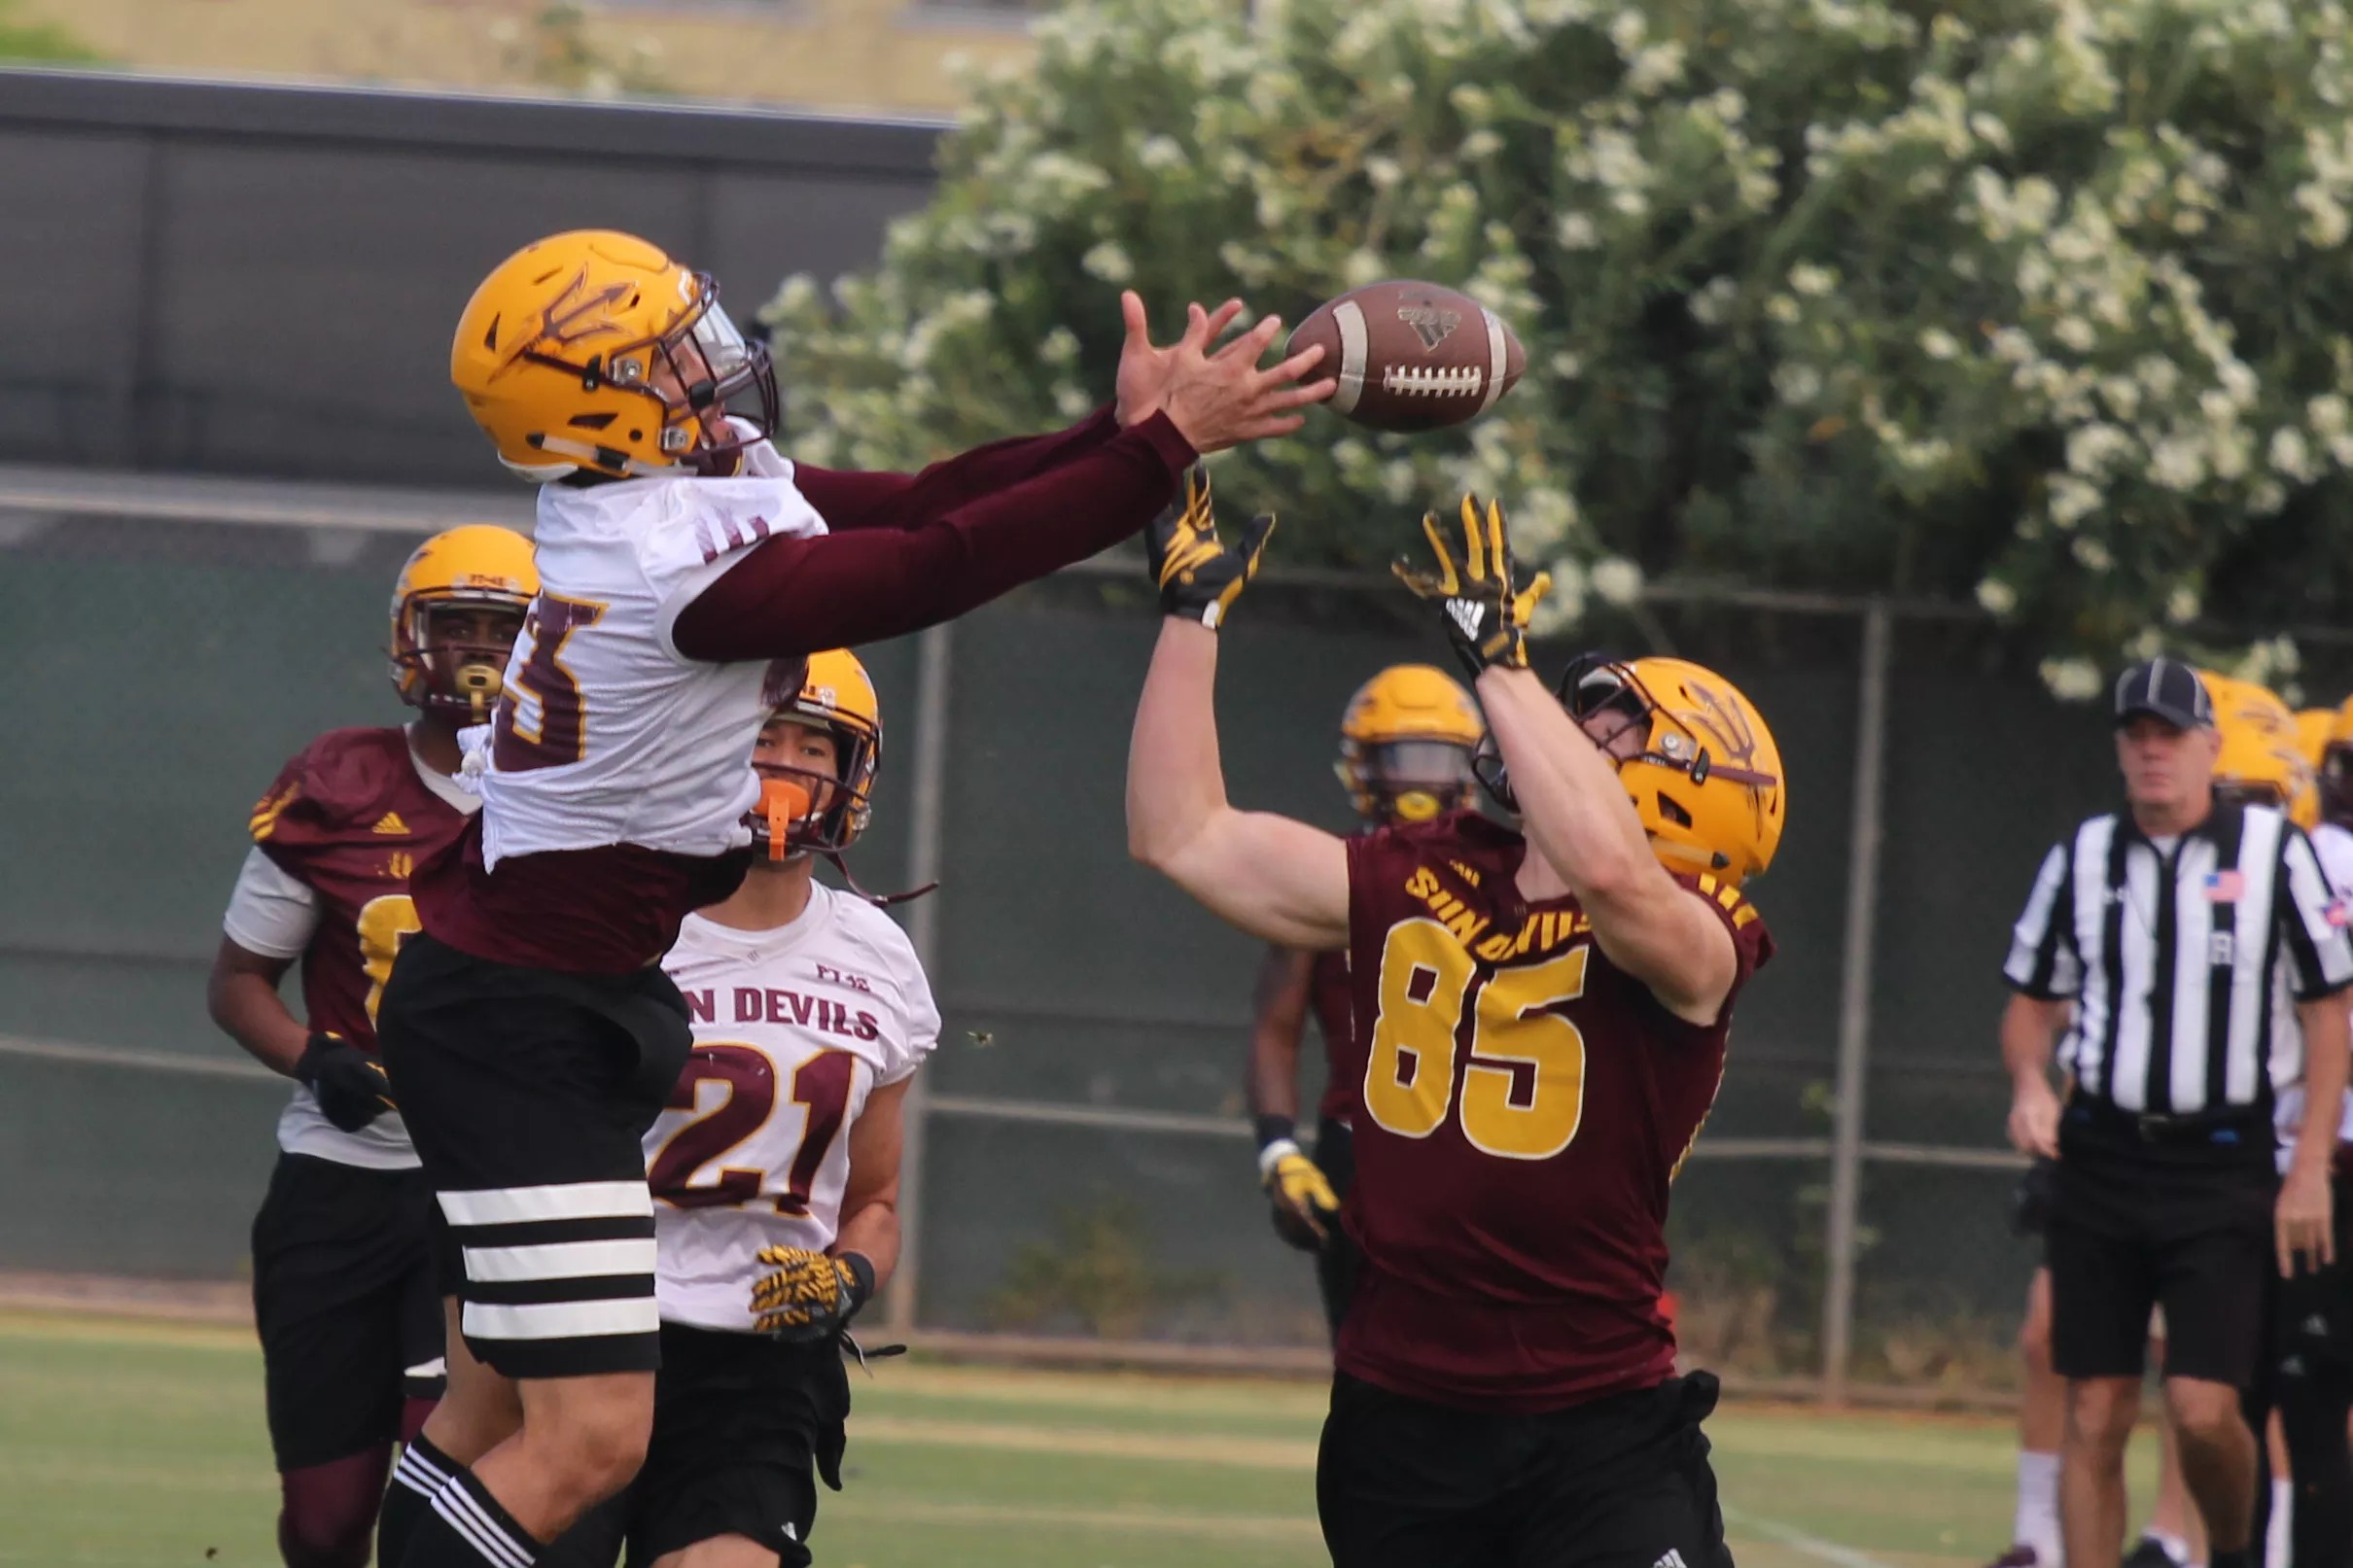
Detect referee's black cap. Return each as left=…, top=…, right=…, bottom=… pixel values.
left=2113, top=656, right=2214, bottom=730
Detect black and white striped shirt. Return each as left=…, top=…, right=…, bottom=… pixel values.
left=2005, top=802, right=2353, bottom=1115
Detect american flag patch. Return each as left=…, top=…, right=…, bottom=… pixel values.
left=2204, top=870, right=2245, bottom=902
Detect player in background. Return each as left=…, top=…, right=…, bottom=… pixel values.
left=207, top=526, right=535, bottom=1568
left=1128, top=479, right=1782, bottom=1567
left=374, top=229, right=1333, bottom=1568
left=538, top=649, right=931, bottom=1568
left=1247, top=665, right=1481, bottom=1336
left=2244, top=686, right=2353, bottom=1568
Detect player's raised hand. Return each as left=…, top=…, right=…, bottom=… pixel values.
left=1393, top=494, right=1552, bottom=681
left=1116, top=292, right=1335, bottom=453
left=1146, top=465, right=1276, bottom=631
left=752, top=1244, right=876, bottom=1342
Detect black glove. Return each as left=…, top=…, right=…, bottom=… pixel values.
left=295, top=1031, right=397, bottom=1132
left=1391, top=494, right=1552, bottom=680
left=753, top=1246, right=876, bottom=1342
left=1147, top=465, right=1276, bottom=630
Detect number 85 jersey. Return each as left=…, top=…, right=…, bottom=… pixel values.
left=1335, top=812, right=1774, bottom=1411
left=650, top=887, right=939, bottom=1333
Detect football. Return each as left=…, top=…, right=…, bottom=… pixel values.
left=1286, top=280, right=1525, bottom=433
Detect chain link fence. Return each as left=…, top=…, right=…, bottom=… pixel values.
left=18, top=464, right=2343, bottom=1399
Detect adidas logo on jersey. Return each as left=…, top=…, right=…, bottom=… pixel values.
left=1652, top=1551, right=1689, bottom=1568
left=372, top=811, right=410, bottom=835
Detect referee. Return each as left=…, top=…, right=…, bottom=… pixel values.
left=2003, top=656, right=2353, bottom=1568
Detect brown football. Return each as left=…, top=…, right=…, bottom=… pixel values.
left=1286, top=280, right=1525, bottom=433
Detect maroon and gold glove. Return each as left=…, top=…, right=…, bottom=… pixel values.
left=752, top=1246, right=877, bottom=1342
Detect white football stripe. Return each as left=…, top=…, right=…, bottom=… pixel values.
left=433, top=1486, right=534, bottom=1568
left=438, top=1180, right=653, bottom=1228
left=1332, top=300, right=1368, bottom=415
left=1477, top=309, right=1508, bottom=414
left=463, top=1237, right=657, bottom=1283
left=462, top=1296, right=661, bottom=1342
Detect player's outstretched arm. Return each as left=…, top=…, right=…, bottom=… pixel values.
left=671, top=296, right=1331, bottom=663
left=1127, top=620, right=1350, bottom=949
left=1393, top=496, right=1732, bottom=1023
left=1481, top=666, right=1737, bottom=1024
left=1125, top=477, right=1348, bottom=947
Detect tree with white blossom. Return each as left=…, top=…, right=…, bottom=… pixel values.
left=760, top=0, right=2353, bottom=684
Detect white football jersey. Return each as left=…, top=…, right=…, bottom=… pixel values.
left=2279, top=819, right=2353, bottom=1169
left=650, top=888, right=939, bottom=1333
left=468, top=437, right=827, bottom=867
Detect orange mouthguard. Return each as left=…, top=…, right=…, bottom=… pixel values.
left=758, top=778, right=812, bottom=860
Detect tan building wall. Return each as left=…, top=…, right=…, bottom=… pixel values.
left=21, top=0, right=1040, bottom=115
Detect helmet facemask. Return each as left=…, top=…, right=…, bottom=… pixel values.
left=395, top=597, right=530, bottom=723
left=1344, top=739, right=1477, bottom=824
left=745, top=713, right=878, bottom=864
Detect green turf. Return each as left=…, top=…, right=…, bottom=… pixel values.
left=0, top=1312, right=2168, bottom=1568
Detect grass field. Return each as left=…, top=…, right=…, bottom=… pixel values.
left=0, top=1310, right=2168, bottom=1568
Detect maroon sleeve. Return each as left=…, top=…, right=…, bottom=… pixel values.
left=792, top=408, right=1122, bottom=532
left=672, top=411, right=1196, bottom=662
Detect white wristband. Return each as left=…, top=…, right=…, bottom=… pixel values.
left=1257, top=1137, right=1303, bottom=1182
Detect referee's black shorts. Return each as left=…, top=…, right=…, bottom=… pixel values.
left=377, top=931, right=693, bottom=1379
left=2044, top=1100, right=2276, bottom=1389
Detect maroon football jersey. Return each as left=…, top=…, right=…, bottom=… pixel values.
left=1334, top=811, right=1774, bottom=1412
left=248, top=727, right=471, bottom=1051
left=1310, top=949, right=1361, bottom=1125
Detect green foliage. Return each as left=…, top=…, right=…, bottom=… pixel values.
left=985, top=1194, right=1224, bottom=1339
left=761, top=0, right=2353, bottom=683
left=0, top=1, right=102, bottom=62
left=492, top=3, right=670, bottom=99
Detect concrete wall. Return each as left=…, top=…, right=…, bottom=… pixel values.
left=0, top=68, right=944, bottom=485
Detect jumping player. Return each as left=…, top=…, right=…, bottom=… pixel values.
left=540, top=649, right=930, bottom=1568
left=1127, top=479, right=1783, bottom=1566
left=1247, top=664, right=1481, bottom=1336
left=208, top=525, right=535, bottom=1568
left=374, top=229, right=1332, bottom=1568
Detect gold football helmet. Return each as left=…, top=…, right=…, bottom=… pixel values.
left=388, top=525, right=538, bottom=720
left=1337, top=665, right=1484, bottom=823
left=750, top=649, right=882, bottom=860
left=2202, top=672, right=2318, bottom=826
left=1555, top=653, right=1786, bottom=886
left=450, top=229, right=777, bottom=482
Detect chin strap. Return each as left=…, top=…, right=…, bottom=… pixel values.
left=825, top=852, right=937, bottom=908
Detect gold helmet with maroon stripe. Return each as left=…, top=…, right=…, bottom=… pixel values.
left=388, top=524, right=538, bottom=721
left=1336, top=665, right=1484, bottom=824
left=2202, top=671, right=2319, bottom=827
left=749, top=649, right=882, bottom=860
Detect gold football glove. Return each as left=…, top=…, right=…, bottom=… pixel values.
left=1392, top=494, right=1552, bottom=679
left=752, top=1246, right=876, bottom=1342
left=1147, top=465, right=1277, bottom=631
left=1259, top=1138, right=1341, bottom=1252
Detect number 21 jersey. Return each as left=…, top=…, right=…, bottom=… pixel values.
left=650, top=887, right=939, bottom=1333
left=1337, top=812, right=1774, bottom=1411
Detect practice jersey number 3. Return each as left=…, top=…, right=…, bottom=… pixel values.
left=650, top=1042, right=858, bottom=1213
left=493, top=594, right=606, bottom=772
left=1362, top=918, right=1589, bottom=1160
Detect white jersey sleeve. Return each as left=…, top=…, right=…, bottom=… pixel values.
left=222, top=846, right=321, bottom=958
left=648, top=889, right=936, bottom=1333
left=471, top=472, right=827, bottom=867
left=2281, top=820, right=2353, bottom=1167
